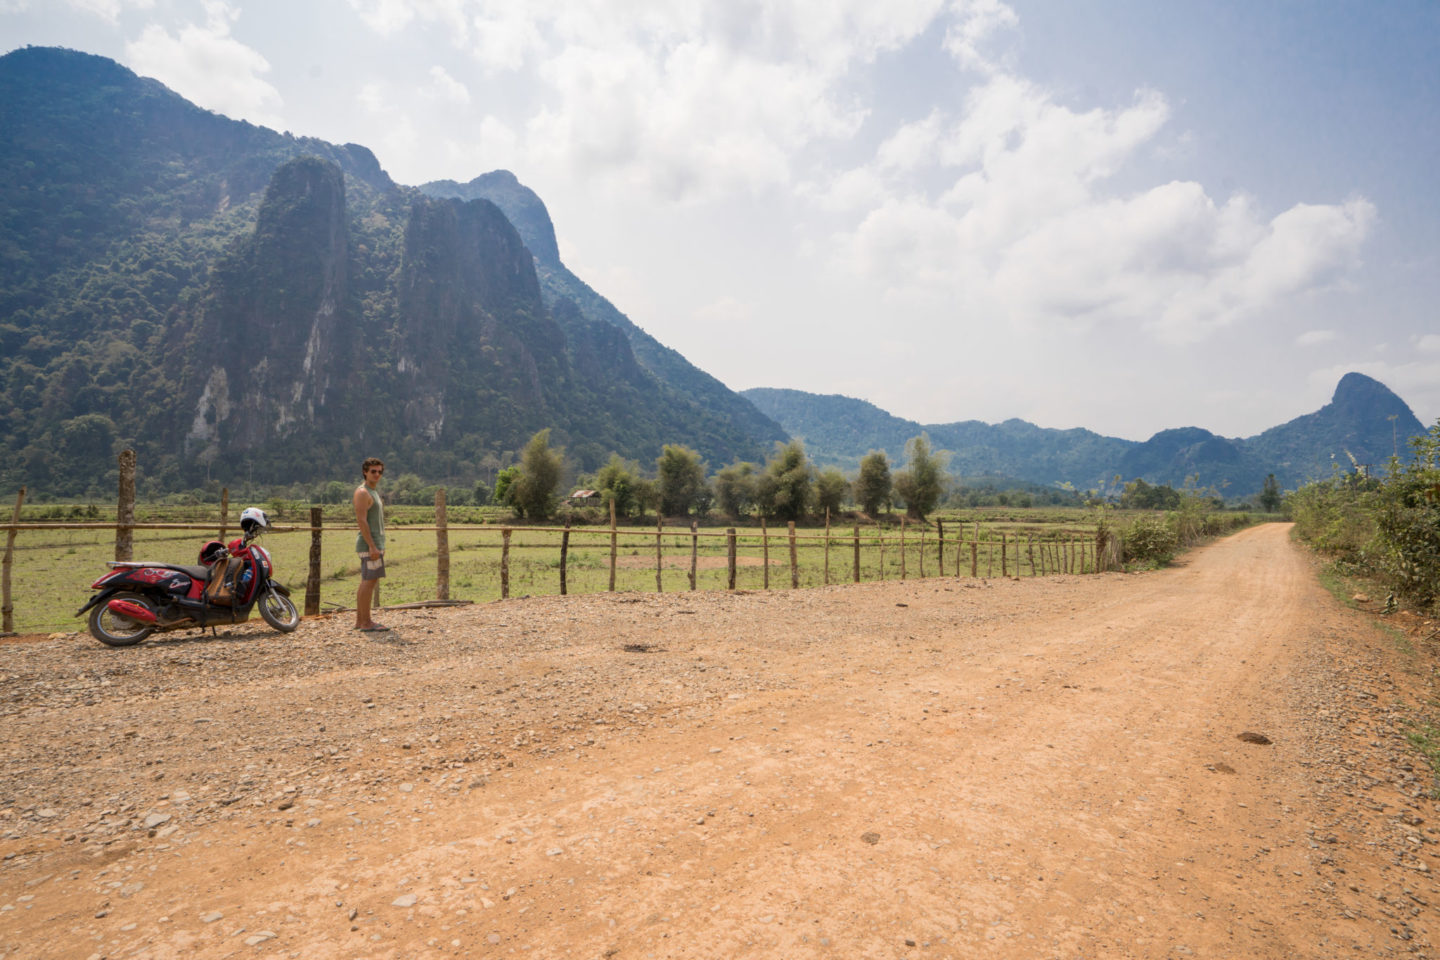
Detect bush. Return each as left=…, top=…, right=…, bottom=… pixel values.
left=1123, top=515, right=1178, bottom=564
left=1290, top=418, right=1440, bottom=609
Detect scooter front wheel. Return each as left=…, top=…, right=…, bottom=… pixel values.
left=259, top=587, right=300, bottom=633
left=88, top=592, right=156, bottom=647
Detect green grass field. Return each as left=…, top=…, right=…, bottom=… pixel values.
left=3, top=505, right=1102, bottom=634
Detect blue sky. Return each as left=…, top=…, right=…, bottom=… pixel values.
left=3, top=0, right=1436, bottom=442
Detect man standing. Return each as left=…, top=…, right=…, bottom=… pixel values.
left=354, top=457, right=387, bottom=631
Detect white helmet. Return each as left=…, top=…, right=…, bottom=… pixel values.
left=239, top=507, right=270, bottom=534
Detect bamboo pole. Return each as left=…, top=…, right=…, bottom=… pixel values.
left=304, top=506, right=322, bottom=616
left=115, top=449, right=136, bottom=562
left=689, top=520, right=698, bottom=591
left=761, top=517, right=770, bottom=590
left=608, top=498, right=618, bottom=592
left=727, top=528, right=737, bottom=590
left=655, top=515, right=663, bottom=593
left=823, top=508, right=831, bottom=586
left=560, top=521, right=571, bottom=596
left=501, top=528, right=512, bottom=599
left=435, top=488, right=450, bottom=601
left=788, top=521, right=799, bottom=590
left=853, top=526, right=861, bottom=583
left=899, top=518, right=907, bottom=580
left=2, top=487, right=25, bottom=634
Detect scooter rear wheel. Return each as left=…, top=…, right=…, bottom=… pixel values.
left=88, top=592, right=156, bottom=647
left=258, top=587, right=300, bottom=633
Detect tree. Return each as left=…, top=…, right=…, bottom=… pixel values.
left=755, top=440, right=814, bottom=522
left=510, top=429, right=565, bottom=520
left=854, top=450, right=892, bottom=517
left=656, top=444, right=709, bottom=517
left=1120, top=478, right=1181, bottom=511
left=713, top=461, right=758, bottom=519
left=493, top=466, right=521, bottom=514
left=892, top=434, right=945, bottom=520
left=1259, top=473, right=1282, bottom=512
left=472, top=478, right=492, bottom=506
left=594, top=453, right=643, bottom=518
left=814, top=467, right=849, bottom=519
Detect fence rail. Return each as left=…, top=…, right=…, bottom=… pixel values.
left=1, top=453, right=1104, bottom=635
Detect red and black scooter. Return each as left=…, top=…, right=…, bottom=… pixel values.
left=76, top=507, right=300, bottom=647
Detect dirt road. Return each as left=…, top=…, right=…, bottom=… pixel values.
left=1, top=522, right=1437, bottom=959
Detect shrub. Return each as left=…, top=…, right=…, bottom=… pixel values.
left=1123, top=515, right=1178, bottom=564
left=1290, top=418, right=1440, bottom=609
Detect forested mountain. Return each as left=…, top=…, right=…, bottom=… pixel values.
left=0, top=46, right=785, bottom=497
left=745, top=372, right=1427, bottom=496
left=419, top=171, right=788, bottom=464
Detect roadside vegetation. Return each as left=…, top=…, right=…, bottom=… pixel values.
left=1288, top=418, right=1440, bottom=613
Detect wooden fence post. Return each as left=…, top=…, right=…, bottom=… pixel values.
left=1028, top=536, right=1036, bottom=577
left=879, top=526, right=886, bottom=580
left=689, top=520, right=698, bottom=591
left=1000, top=533, right=1008, bottom=578
left=727, top=528, right=737, bottom=590
left=2, top=487, right=25, bottom=634
left=788, top=521, right=799, bottom=589
left=899, top=518, right=907, bottom=580
left=219, top=487, right=229, bottom=540
left=560, top=521, right=571, bottom=596
left=435, top=488, right=450, bottom=600
left=115, top=449, right=136, bottom=562
left=761, top=518, right=770, bottom=590
left=853, top=526, right=861, bottom=583
left=823, top=508, right=831, bottom=586
left=655, top=515, right=664, bottom=593
left=501, top=528, right=512, bottom=599
left=918, top=525, right=926, bottom=578
left=970, top=537, right=978, bottom=578
left=936, top=520, right=944, bottom=577
left=305, top=506, right=322, bottom=616
left=608, top=499, right=618, bottom=592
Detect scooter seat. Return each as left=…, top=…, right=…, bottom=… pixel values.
left=111, top=562, right=212, bottom=580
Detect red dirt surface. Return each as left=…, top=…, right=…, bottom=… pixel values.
left=1, top=523, right=1436, bottom=958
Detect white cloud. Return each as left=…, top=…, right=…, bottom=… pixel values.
left=427, top=65, right=470, bottom=104
left=63, top=0, right=154, bottom=24
left=942, top=0, right=1018, bottom=73
left=1297, top=330, right=1338, bottom=346
left=344, top=0, right=948, bottom=202
left=470, top=2, right=544, bottom=72
left=347, top=0, right=469, bottom=42
left=829, top=67, right=1374, bottom=346
left=1419, top=334, right=1440, bottom=354
left=356, top=81, right=388, bottom=115
left=124, top=1, right=282, bottom=128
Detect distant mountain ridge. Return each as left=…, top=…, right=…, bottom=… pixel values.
left=744, top=372, right=1426, bottom=496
